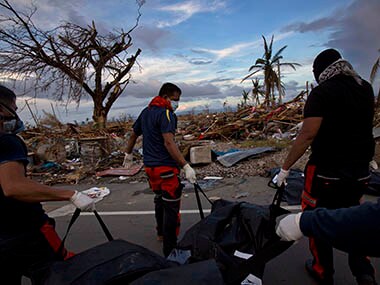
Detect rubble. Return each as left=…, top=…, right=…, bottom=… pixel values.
left=21, top=94, right=311, bottom=185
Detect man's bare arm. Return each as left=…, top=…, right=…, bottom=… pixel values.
left=282, top=117, right=322, bottom=170
left=0, top=161, right=74, bottom=203
left=163, top=132, right=187, bottom=167
left=125, top=130, right=139, bottom=154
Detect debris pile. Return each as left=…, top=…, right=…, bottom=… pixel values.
left=21, top=92, right=310, bottom=185
left=23, top=117, right=137, bottom=185
left=178, top=90, right=306, bottom=141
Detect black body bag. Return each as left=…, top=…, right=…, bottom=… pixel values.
left=131, top=259, right=224, bottom=285
left=168, top=183, right=294, bottom=284
left=42, top=210, right=171, bottom=285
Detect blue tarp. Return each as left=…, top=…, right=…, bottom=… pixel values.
left=216, top=147, right=275, bottom=167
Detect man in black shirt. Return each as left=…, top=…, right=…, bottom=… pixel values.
left=276, top=49, right=376, bottom=285
left=0, top=86, right=95, bottom=284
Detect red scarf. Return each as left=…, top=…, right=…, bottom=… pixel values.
left=148, top=96, right=173, bottom=111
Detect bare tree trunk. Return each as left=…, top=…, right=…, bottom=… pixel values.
left=93, top=100, right=108, bottom=129
left=264, top=77, right=271, bottom=109
left=277, top=63, right=282, bottom=105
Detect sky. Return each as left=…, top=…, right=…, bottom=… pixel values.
left=1, top=0, right=380, bottom=124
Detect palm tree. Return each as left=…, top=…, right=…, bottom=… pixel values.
left=251, top=78, right=264, bottom=106
left=242, top=90, right=249, bottom=106
left=242, top=35, right=300, bottom=107
left=370, top=49, right=380, bottom=107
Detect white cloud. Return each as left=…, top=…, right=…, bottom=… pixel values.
left=192, top=31, right=294, bottom=61
left=156, top=0, right=226, bottom=28
left=133, top=56, right=198, bottom=81
left=193, top=41, right=259, bottom=61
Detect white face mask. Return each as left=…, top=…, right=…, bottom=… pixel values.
left=171, top=100, right=179, bottom=112
left=0, top=103, right=25, bottom=134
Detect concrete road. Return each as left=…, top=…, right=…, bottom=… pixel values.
left=23, top=176, right=380, bottom=284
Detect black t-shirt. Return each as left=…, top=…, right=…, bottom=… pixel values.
left=0, top=134, right=48, bottom=234
left=304, top=74, right=375, bottom=167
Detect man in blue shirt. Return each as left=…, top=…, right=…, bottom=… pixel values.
left=276, top=199, right=380, bottom=258
left=0, top=85, right=95, bottom=284
left=276, top=199, right=380, bottom=284
left=125, top=82, right=196, bottom=257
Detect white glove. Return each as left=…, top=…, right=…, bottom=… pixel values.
left=275, top=213, right=303, bottom=241
left=70, top=191, right=95, bottom=211
left=370, top=160, right=378, bottom=170
left=276, top=168, right=289, bottom=187
left=183, top=163, right=197, bottom=184
left=123, top=152, right=133, bottom=167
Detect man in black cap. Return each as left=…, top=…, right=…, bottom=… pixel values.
left=276, top=49, right=376, bottom=285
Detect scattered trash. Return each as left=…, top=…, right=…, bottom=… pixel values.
left=190, top=145, right=212, bottom=164
left=183, top=134, right=195, bottom=141
left=209, top=196, right=222, bottom=201
left=233, top=192, right=249, bottom=199
left=96, top=163, right=143, bottom=177
left=203, top=176, right=223, bottom=180
left=83, top=186, right=110, bottom=202
left=19, top=93, right=310, bottom=185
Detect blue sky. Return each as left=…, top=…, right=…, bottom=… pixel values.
left=3, top=0, right=380, bottom=123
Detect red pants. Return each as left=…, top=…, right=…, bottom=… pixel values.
left=302, top=163, right=374, bottom=281
left=0, top=218, right=73, bottom=285
left=145, top=166, right=182, bottom=257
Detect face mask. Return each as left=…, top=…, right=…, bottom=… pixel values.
left=171, top=100, right=179, bottom=112
left=0, top=103, right=25, bottom=134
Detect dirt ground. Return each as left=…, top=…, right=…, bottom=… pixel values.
left=196, top=144, right=309, bottom=179
left=80, top=142, right=310, bottom=187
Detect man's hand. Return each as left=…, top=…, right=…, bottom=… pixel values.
left=370, top=160, right=378, bottom=170
left=183, top=164, right=196, bottom=184
left=123, top=153, right=133, bottom=167
left=275, top=213, right=303, bottom=241
left=70, top=191, right=95, bottom=211
left=276, top=168, right=289, bottom=187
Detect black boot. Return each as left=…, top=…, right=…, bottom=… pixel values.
left=356, top=274, right=378, bottom=285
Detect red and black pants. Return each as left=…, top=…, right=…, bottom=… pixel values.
left=145, top=166, right=183, bottom=257
left=302, top=163, right=374, bottom=281
left=0, top=218, right=73, bottom=285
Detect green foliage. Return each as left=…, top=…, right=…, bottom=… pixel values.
left=242, top=35, right=300, bottom=108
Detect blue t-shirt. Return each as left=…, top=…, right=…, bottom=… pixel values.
left=0, top=134, right=48, bottom=234
left=133, top=106, right=178, bottom=167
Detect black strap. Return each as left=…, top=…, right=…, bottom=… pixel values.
left=94, top=210, right=114, bottom=241
left=271, top=183, right=285, bottom=207
left=193, top=183, right=214, bottom=220
left=194, top=183, right=204, bottom=219
left=58, top=208, right=114, bottom=256
left=57, top=208, right=81, bottom=256
left=268, top=183, right=287, bottom=223
left=194, top=183, right=214, bottom=205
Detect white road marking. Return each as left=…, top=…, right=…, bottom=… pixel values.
left=78, top=209, right=212, bottom=216
left=50, top=205, right=301, bottom=218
